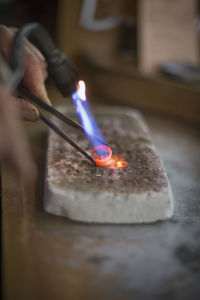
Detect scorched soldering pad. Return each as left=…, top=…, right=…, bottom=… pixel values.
left=44, top=107, right=174, bottom=223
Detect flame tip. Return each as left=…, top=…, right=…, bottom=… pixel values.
left=77, top=80, right=86, bottom=101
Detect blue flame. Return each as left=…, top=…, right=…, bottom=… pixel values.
left=72, top=89, right=106, bottom=149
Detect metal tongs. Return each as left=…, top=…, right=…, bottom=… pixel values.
left=17, top=87, right=97, bottom=165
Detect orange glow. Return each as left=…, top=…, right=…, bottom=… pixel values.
left=77, top=80, right=86, bottom=101
left=91, top=145, right=127, bottom=169
left=106, top=156, right=127, bottom=169
left=91, top=145, right=112, bottom=166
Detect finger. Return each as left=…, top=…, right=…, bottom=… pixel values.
left=22, top=45, right=51, bottom=105
left=19, top=99, right=40, bottom=122
left=9, top=27, right=48, bottom=80
left=13, top=97, right=40, bottom=122
left=0, top=25, right=15, bottom=60
left=2, top=26, right=47, bottom=80
left=24, top=40, right=48, bottom=80
left=0, top=26, right=51, bottom=105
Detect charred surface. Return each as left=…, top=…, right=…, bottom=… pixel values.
left=47, top=112, right=168, bottom=194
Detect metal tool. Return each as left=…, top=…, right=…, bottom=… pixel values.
left=17, top=86, right=101, bottom=165
left=0, top=22, right=102, bottom=165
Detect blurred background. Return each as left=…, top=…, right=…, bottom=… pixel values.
left=1, top=0, right=200, bottom=124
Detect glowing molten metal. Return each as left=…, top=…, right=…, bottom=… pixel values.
left=91, top=145, right=127, bottom=169
left=91, top=145, right=112, bottom=166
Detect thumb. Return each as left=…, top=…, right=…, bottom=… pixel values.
left=13, top=98, right=40, bottom=122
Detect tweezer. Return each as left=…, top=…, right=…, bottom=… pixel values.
left=17, top=86, right=97, bottom=165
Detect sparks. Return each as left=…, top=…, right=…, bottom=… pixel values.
left=77, top=80, right=86, bottom=101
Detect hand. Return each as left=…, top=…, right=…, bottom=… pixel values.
left=0, top=24, right=51, bottom=121
left=0, top=24, right=51, bottom=182
left=0, top=83, right=36, bottom=182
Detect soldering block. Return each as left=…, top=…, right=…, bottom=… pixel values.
left=44, top=106, right=174, bottom=223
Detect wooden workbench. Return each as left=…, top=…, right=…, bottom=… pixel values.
left=2, top=109, right=200, bottom=300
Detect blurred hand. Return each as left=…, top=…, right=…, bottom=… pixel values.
left=0, top=24, right=51, bottom=121
left=0, top=83, right=36, bottom=182
left=0, top=24, right=51, bottom=181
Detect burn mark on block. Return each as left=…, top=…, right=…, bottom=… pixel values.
left=45, top=107, right=174, bottom=223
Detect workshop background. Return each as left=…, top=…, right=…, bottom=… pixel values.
left=1, top=0, right=200, bottom=300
